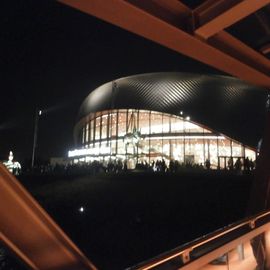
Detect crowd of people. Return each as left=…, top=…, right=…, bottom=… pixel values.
left=19, top=155, right=256, bottom=176
left=226, top=157, right=255, bottom=171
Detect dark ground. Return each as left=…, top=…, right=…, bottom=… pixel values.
left=19, top=170, right=253, bottom=270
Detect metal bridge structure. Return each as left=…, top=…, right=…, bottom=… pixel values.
left=1, top=1, right=270, bottom=269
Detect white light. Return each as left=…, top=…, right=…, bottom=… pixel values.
left=143, top=135, right=226, bottom=140
left=39, top=110, right=42, bottom=116
left=186, top=116, right=190, bottom=121
left=68, top=146, right=110, bottom=157
left=79, top=207, right=84, bottom=213
left=180, top=111, right=183, bottom=115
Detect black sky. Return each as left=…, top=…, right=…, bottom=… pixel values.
left=0, top=0, right=225, bottom=162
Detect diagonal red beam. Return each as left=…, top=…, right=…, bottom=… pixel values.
left=59, top=0, right=270, bottom=88
left=195, top=0, right=270, bottom=39
left=0, top=164, right=97, bottom=270
left=261, top=43, right=270, bottom=55
left=125, top=0, right=191, bottom=28
left=193, top=0, right=242, bottom=25
left=209, top=31, right=270, bottom=76
left=125, top=0, right=270, bottom=77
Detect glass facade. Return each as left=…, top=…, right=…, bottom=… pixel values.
left=72, top=109, right=256, bottom=168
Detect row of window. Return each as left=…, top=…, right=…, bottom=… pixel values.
left=78, top=137, right=255, bottom=167
left=75, top=109, right=256, bottom=167
left=80, top=109, right=211, bottom=145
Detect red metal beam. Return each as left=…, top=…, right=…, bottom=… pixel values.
left=193, top=0, right=241, bottom=25
left=261, top=43, right=270, bottom=55
left=59, top=0, right=270, bottom=88
left=195, top=0, right=270, bottom=39
left=126, top=0, right=191, bottom=28
left=127, top=0, right=190, bottom=18
left=0, top=164, right=97, bottom=270
left=124, top=1, right=270, bottom=77
left=209, top=31, right=270, bottom=76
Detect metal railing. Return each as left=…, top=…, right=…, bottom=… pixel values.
left=128, top=210, right=270, bottom=270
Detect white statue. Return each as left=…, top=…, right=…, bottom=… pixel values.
left=3, top=151, right=21, bottom=175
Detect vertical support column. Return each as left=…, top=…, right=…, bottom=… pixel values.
left=136, top=110, right=139, bottom=164
left=91, top=117, right=94, bottom=149
left=183, top=118, right=186, bottom=163
left=88, top=120, right=90, bottom=147
left=137, top=110, right=140, bottom=130
left=207, top=140, right=210, bottom=161
left=203, top=129, right=205, bottom=165
left=161, top=113, right=164, bottom=160
left=148, top=111, right=151, bottom=164
left=169, top=116, right=172, bottom=160
left=89, top=118, right=92, bottom=147
left=116, top=110, right=119, bottom=156
left=85, top=122, right=88, bottom=147
left=125, top=109, right=128, bottom=161
left=126, top=109, right=129, bottom=134
left=230, top=140, right=233, bottom=158
left=99, top=115, right=102, bottom=153
left=174, top=118, right=177, bottom=161
left=31, top=109, right=40, bottom=169
left=248, top=94, right=270, bottom=213
left=111, top=81, right=117, bottom=158
left=93, top=114, right=96, bottom=148
left=248, top=94, right=270, bottom=269
left=217, top=136, right=219, bottom=169
left=106, top=112, right=110, bottom=147
left=108, top=111, right=112, bottom=159
left=82, top=125, right=85, bottom=147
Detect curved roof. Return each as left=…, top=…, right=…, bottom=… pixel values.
left=78, top=72, right=268, bottom=147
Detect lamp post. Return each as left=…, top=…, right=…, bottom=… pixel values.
left=31, top=109, right=42, bottom=168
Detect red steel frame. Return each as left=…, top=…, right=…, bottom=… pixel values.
left=1, top=1, right=270, bottom=268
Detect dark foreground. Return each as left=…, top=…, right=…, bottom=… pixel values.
left=19, top=171, right=253, bottom=269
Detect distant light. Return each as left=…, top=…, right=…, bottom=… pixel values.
left=79, top=206, right=84, bottom=213
left=146, top=135, right=225, bottom=140
left=186, top=116, right=190, bottom=121
left=180, top=111, right=183, bottom=115
left=39, top=110, right=42, bottom=116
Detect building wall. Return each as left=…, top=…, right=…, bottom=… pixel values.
left=70, top=109, right=256, bottom=168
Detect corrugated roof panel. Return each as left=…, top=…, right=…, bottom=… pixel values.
left=78, top=72, right=268, bottom=147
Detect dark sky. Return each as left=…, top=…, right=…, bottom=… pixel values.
left=0, top=0, right=224, bottom=162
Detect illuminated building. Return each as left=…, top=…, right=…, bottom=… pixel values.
left=69, top=73, right=267, bottom=168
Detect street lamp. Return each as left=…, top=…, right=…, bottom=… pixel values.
left=31, top=109, right=42, bottom=168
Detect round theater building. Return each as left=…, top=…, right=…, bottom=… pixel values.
left=69, top=72, right=267, bottom=169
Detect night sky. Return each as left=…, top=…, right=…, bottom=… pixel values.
left=1, top=0, right=226, bottom=163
